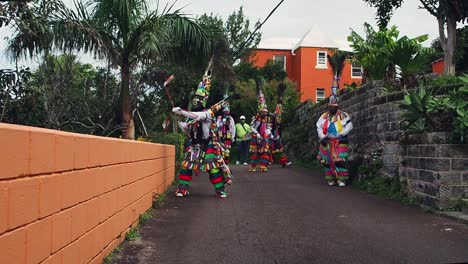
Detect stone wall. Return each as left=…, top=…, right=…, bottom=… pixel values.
left=400, top=133, right=468, bottom=207
left=286, top=82, right=468, bottom=208
left=287, top=81, right=405, bottom=178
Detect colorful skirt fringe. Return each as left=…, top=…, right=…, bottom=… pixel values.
left=318, top=137, right=349, bottom=181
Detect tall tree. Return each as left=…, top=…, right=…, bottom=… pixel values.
left=431, top=25, right=468, bottom=73
left=8, top=0, right=210, bottom=138
left=225, top=7, right=262, bottom=63
left=364, top=0, right=468, bottom=75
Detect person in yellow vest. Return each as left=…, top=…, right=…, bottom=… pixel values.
left=316, top=95, right=353, bottom=186
left=235, top=115, right=251, bottom=165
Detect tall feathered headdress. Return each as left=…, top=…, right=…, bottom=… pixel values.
left=255, top=76, right=267, bottom=112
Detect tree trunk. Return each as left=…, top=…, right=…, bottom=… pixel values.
left=120, top=60, right=135, bottom=139
left=439, top=15, right=457, bottom=75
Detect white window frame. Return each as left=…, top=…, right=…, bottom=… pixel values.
left=316, top=88, right=325, bottom=102
left=316, top=51, right=328, bottom=69
left=273, top=55, right=286, bottom=71
left=351, top=64, right=363, bottom=78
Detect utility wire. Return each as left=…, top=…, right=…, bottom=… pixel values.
left=234, top=0, right=286, bottom=58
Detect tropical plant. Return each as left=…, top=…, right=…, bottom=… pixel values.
left=387, top=35, right=435, bottom=89
left=348, top=23, right=398, bottom=80
left=8, top=0, right=210, bottom=139
left=399, top=87, right=451, bottom=133
left=363, top=0, right=468, bottom=75
left=348, top=23, right=434, bottom=87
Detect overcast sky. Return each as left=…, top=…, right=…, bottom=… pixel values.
left=0, top=0, right=464, bottom=68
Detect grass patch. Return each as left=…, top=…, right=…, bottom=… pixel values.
left=103, top=246, right=122, bottom=263
left=139, top=208, right=153, bottom=225
left=125, top=226, right=140, bottom=241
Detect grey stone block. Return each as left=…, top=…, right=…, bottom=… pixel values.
left=463, top=172, right=468, bottom=184
left=437, top=172, right=462, bottom=185
left=410, top=180, right=439, bottom=197
left=420, top=145, right=437, bottom=157
left=425, top=158, right=451, bottom=171
left=440, top=145, right=468, bottom=158
left=408, top=146, right=420, bottom=157
left=450, top=186, right=468, bottom=199
left=451, top=159, right=468, bottom=171
left=420, top=170, right=436, bottom=183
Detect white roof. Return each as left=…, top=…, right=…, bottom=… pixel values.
left=258, top=25, right=352, bottom=53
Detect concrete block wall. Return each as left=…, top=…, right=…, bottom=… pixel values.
left=0, top=123, right=175, bottom=264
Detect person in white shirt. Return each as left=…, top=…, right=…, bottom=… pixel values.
left=316, top=95, right=353, bottom=187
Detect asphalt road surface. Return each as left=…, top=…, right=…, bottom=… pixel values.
left=112, top=165, right=468, bottom=264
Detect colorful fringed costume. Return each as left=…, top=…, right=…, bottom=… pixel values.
left=316, top=96, right=353, bottom=185
left=249, top=87, right=271, bottom=172
left=269, top=83, right=291, bottom=167
left=216, top=103, right=236, bottom=165
left=172, top=72, right=231, bottom=198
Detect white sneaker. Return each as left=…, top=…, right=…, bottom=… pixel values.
left=236, top=161, right=240, bottom=165
left=328, top=181, right=335, bottom=186
left=243, top=162, right=248, bottom=166
left=338, top=181, right=346, bottom=187
left=285, top=162, right=292, bottom=167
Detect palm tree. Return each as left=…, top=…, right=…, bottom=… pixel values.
left=9, top=0, right=210, bottom=138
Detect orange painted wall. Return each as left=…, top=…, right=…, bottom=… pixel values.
left=432, top=59, right=444, bottom=75
left=0, top=123, right=175, bottom=264
left=249, top=47, right=362, bottom=102
left=250, top=49, right=293, bottom=79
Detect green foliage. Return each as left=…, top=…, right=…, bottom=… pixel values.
left=357, top=160, right=403, bottom=200
left=419, top=74, right=463, bottom=87
left=125, top=226, right=140, bottom=241
left=103, top=246, right=122, bottom=263
left=139, top=208, right=153, bottom=225
left=225, top=6, right=262, bottom=62
left=233, top=61, right=259, bottom=81
left=399, top=87, right=435, bottom=133
left=260, top=59, right=287, bottom=82
left=9, top=0, right=211, bottom=138
left=348, top=23, right=433, bottom=87
left=400, top=78, right=468, bottom=143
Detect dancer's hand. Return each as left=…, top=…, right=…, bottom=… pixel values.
left=172, top=107, right=182, bottom=113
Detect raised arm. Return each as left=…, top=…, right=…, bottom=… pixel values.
left=172, top=107, right=212, bottom=121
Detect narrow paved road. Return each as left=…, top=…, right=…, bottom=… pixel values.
left=112, top=165, right=468, bottom=264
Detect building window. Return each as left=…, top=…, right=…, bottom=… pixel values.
left=316, top=88, right=325, bottom=102
left=273, top=55, right=286, bottom=70
left=351, top=64, right=363, bottom=78
left=316, top=51, right=327, bottom=69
